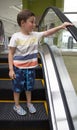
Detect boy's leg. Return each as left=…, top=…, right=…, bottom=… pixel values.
left=24, top=69, right=36, bottom=113
left=25, top=91, right=36, bottom=113
left=25, top=91, right=31, bottom=104
left=13, top=92, right=20, bottom=106
left=13, top=92, right=27, bottom=115
left=12, top=66, right=27, bottom=115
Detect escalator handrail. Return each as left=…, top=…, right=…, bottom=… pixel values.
left=39, top=50, right=58, bottom=130
left=38, top=6, right=77, bottom=42
left=47, top=44, right=75, bottom=130
left=39, top=44, right=71, bottom=130
left=38, top=6, right=76, bottom=130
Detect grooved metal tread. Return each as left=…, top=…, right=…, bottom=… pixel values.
left=0, top=102, right=48, bottom=120
left=0, top=102, right=50, bottom=130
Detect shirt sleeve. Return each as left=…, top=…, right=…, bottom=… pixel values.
left=32, top=31, right=44, bottom=45
left=35, top=32, right=44, bottom=39
left=8, top=34, right=17, bottom=47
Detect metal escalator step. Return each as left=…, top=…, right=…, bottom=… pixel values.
left=0, top=54, right=8, bottom=63
left=0, top=64, right=9, bottom=78
left=35, top=66, right=43, bottom=79
left=0, top=64, right=43, bottom=79
left=0, top=54, right=41, bottom=64
left=0, top=79, right=44, bottom=89
left=0, top=80, right=46, bottom=100
left=0, top=102, right=50, bottom=130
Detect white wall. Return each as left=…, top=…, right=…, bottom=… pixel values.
left=2, top=20, right=19, bottom=37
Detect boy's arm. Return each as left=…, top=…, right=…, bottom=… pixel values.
left=43, top=22, right=73, bottom=37
left=8, top=47, right=16, bottom=70
left=8, top=47, right=16, bottom=79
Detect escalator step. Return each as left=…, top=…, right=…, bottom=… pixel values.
left=0, top=54, right=41, bottom=63
left=0, top=80, right=46, bottom=100
left=0, top=102, right=50, bottom=130
left=0, top=54, right=8, bottom=63
left=0, top=64, right=43, bottom=79
left=0, top=79, right=44, bottom=89
left=0, top=64, right=9, bottom=78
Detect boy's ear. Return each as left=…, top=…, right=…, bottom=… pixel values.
left=21, top=20, right=25, bottom=26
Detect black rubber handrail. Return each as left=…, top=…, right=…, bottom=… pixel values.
left=38, top=6, right=77, bottom=42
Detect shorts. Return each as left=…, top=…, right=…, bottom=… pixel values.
left=12, top=66, right=35, bottom=93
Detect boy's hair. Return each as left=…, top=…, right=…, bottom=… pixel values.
left=17, top=9, right=35, bottom=26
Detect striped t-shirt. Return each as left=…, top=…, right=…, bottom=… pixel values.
left=8, top=31, right=44, bottom=69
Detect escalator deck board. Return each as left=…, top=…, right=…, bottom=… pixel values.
left=0, top=102, right=49, bottom=130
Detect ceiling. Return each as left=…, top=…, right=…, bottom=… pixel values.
left=0, top=0, right=22, bottom=25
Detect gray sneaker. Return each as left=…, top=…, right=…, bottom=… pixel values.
left=13, top=105, right=27, bottom=115
left=27, top=103, right=36, bottom=114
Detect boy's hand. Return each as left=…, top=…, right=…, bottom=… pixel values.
left=9, top=69, right=16, bottom=79
left=61, top=22, right=73, bottom=29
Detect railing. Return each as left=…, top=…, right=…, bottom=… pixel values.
left=38, top=6, right=77, bottom=130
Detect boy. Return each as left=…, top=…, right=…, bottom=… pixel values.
left=8, top=9, right=72, bottom=115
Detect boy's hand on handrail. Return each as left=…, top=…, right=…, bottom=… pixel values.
left=61, top=22, right=73, bottom=29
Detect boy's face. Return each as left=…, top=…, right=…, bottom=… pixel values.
left=21, top=16, right=36, bottom=33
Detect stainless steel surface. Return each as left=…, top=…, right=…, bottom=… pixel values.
left=39, top=44, right=69, bottom=130
left=50, top=45, right=77, bottom=130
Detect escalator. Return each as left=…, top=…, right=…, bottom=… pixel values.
left=0, top=6, right=77, bottom=130
left=38, top=6, right=77, bottom=130
left=0, top=52, right=50, bottom=130
left=0, top=44, right=76, bottom=130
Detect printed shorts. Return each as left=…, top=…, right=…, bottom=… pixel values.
left=12, top=66, right=35, bottom=93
